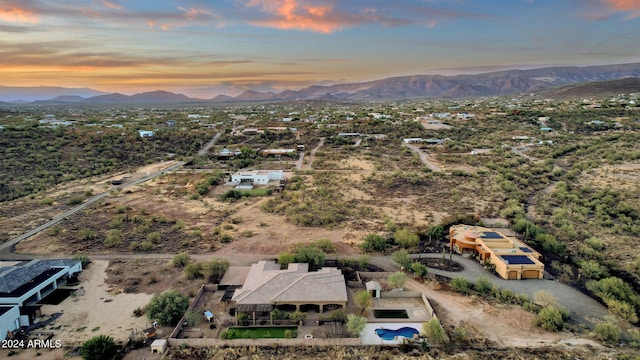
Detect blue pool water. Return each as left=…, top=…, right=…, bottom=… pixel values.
left=375, top=327, right=419, bottom=340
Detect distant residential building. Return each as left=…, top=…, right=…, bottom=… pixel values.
left=138, top=130, right=155, bottom=137
left=261, top=149, right=295, bottom=156
left=231, top=170, right=284, bottom=185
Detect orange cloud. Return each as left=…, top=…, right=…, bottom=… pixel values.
left=0, top=6, right=38, bottom=23
left=604, top=0, right=640, bottom=11
left=601, top=0, right=640, bottom=18
left=102, top=0, right=123, bottom=10
left=244, top=0, right=347, bottom=33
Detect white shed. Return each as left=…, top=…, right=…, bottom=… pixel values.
left=150, top=339, right=167, bottom=354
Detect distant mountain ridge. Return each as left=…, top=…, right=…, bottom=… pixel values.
left=0, top=86, right=108, bottom=102
left=2, top=62, right=640, bottom=104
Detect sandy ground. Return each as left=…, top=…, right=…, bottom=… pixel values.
left=39, top=260, right=154, bottom=344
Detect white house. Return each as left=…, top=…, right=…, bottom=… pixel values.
left=231, top=170, right=284, bottom=185
left=138, top=130, right=155, bottom=138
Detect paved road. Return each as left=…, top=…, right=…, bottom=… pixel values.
left=389, top=253, right=608, bottom=327
left=197, top=132, right=222, bottom=156
left=0, top=161, right=185, bottom=255
left=304, top=137, right=324, bottom=170
left=404, top=143, right=442, bottom=172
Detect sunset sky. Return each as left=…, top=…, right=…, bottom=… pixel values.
left=1, top=0, right=640, bottom=97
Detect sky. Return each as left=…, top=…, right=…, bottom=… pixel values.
left=1, top=0, right=640, bottom=97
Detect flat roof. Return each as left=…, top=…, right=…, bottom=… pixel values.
left=501, top=255, right=535, bottom=265
left=480, top=231, right=503, bottom=239
left=0, top=268, right=63, bottom=298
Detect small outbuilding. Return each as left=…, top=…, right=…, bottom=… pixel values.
left=150, top=339, right=167, bottom=354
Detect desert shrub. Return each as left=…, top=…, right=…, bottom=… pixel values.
left=103, top=229, right=122, bottom=248
left=346, top=314, right=367, bottom=337
left=184, top=263, right=203, bottom=279
left=278, top=252, right=296, bottom=267
left=172, top=252, right=190, bottom=267
left=358, top=255, right=371, bottom=269
left=593, top=321, right=621, bottom=344
left=388, top=271, right=409, bottom=289
left=422, top=318, right=447, bottom=344
left=585, top=237, right=604, bottom=250
left=284, top=329, right=297, bottom=338
left=587, top=277, right=640, bottom=312
left=394, top=228, right=420, bottom=248
left=78, top=228, right=97, bottom=241
left=533, top=290, right=558, bottom=308
left=474, top=277, right=493, bottom=295
left=360, top=234, right=387, bottom=252
left=411, top=262, right=429, bottom=278
left=80, top=334, right=119, bottom=360
left=312, top=239, right=336, bottom=253
left=391, top=249, right=412, bottom=269
left=219, top=232, right=233, bottom=243
left=604, top=298, right=639, bottom=323
left=451, top=277, right=473, bottom=294
left=68, top=195, right=84, bottom=206
left=146, top=290, right=189, bottom=326
left=72, top=255, right=91, bottom=267
left=535, top=306, right=564, bottom=331
left=579, top=260, right=608, bottom=279
left=147, top=232, right=161, bottom=244
left=535, top=233, right=564, bottom=254
left=139, top=241, right=154, bottom=252
left=40, top=197, right=54, bottom=205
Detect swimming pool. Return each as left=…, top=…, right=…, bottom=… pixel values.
left=374, top=326, right=419, bottom=341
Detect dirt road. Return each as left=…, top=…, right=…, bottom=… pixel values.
left=404, top=143, right=441, bottom=172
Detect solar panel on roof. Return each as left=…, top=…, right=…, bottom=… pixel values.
left=519, top=247, right=533, bottom=253
left=480, top=231, right=502, bottom=239
left=501, top=255, right=535, bottom=265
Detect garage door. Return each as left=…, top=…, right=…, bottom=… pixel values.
left=508, top=271, right=519, bottom=280
left=523, top=270, right=540, bottom=279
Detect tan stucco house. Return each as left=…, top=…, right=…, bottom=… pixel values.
left=450, top=225, right=544, bottom=280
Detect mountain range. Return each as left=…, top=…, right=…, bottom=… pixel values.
left=2, top=63, right=640, bottom=104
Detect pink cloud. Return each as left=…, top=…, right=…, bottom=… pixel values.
left=244, top=0, right=347, bottom=33
left=0, top=5, right=38, bottom=23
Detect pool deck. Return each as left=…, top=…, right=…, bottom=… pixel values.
left=361, top=323, right=422, bottom=345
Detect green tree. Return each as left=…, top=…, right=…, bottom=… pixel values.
left=346, top=314, right=367, bottom=337
left=146, top=290, right=189, bottom=326
left=203, top=257, right=230, bottom=282
left=426, top=225, right=444, bottom=243
left=289, top=310, right=307, bottom=323
left=391, top=249, right=412, bottom=269
left=394, top=228, right=420, bottom=248
left=388, top=271, right=409, bottom=289
left=294, top=245, right=326, bottom=268
left=535, top=306, right=565, bottom=331
left=360, top=233, right=387, bottom=252
left=354, top=289, right=372, bottom=315
left=80, top=334, right=119, bottom=360
left=422, top=318, right=447, bottom=345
